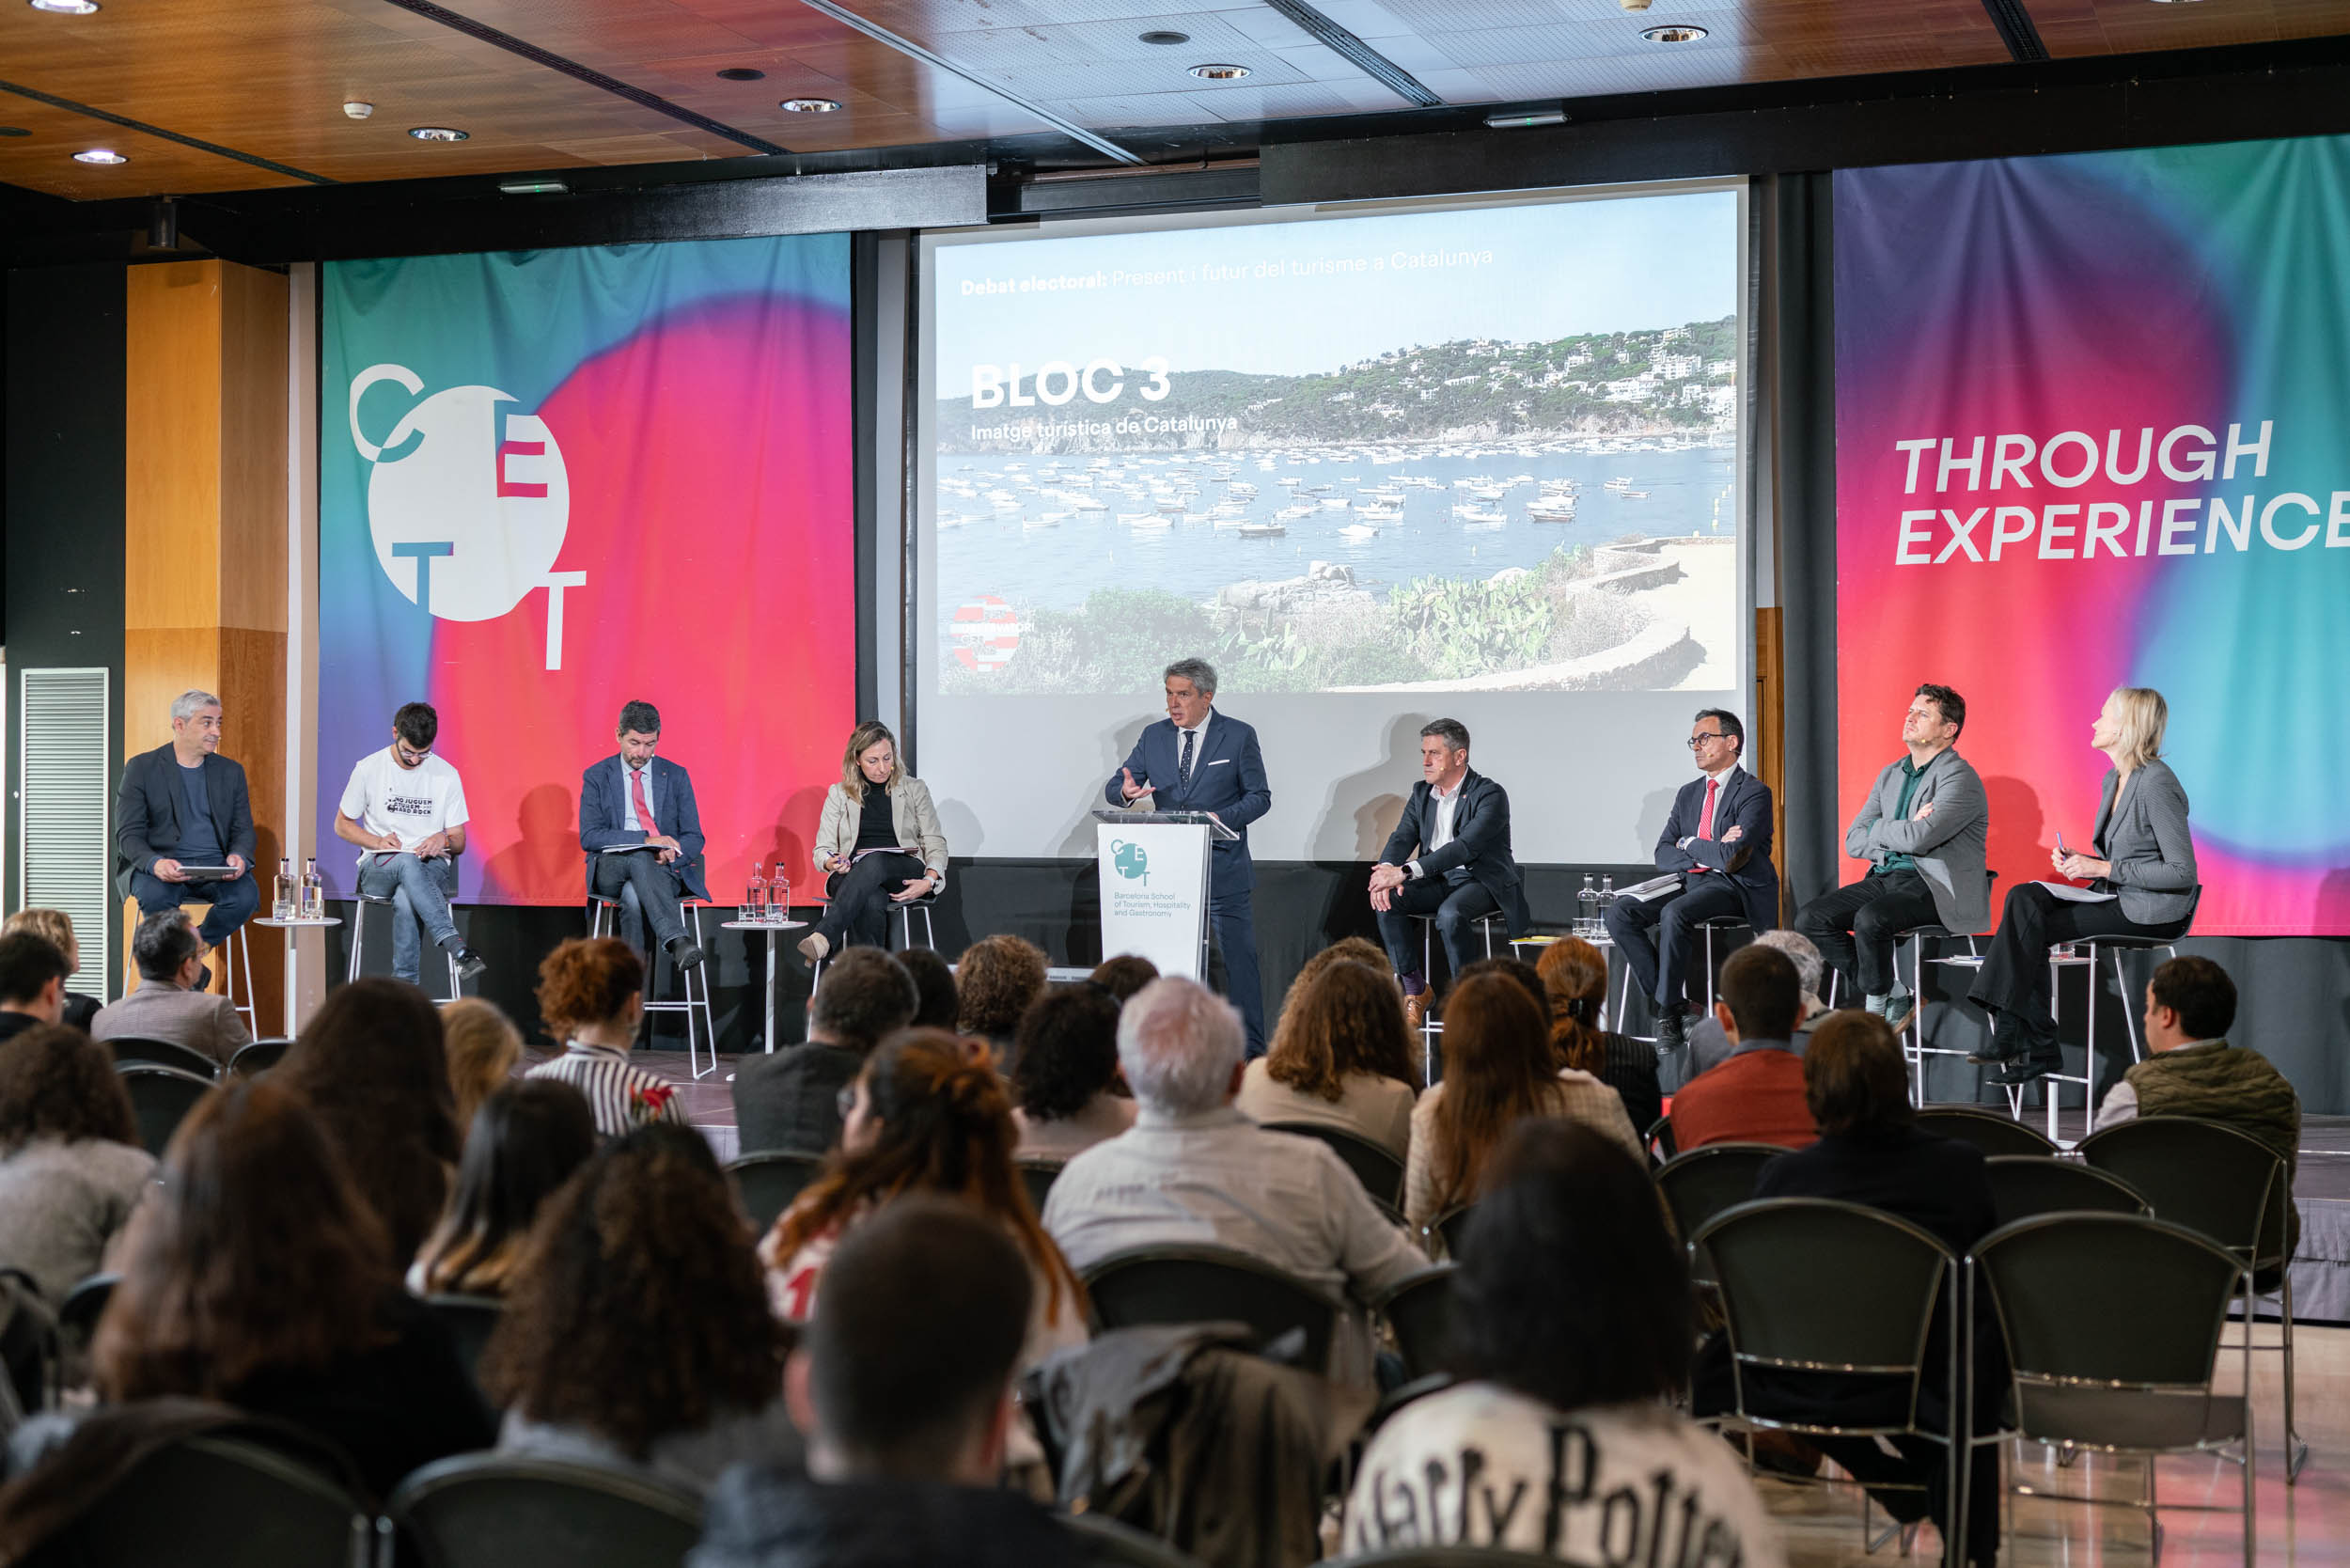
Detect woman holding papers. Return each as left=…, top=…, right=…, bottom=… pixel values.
left=1967, top=687, right=2199, bottom=1085
left=800, top=722, right=948, bottom=966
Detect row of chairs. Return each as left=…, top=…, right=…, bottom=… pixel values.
left=105, top=1035, right=290, bottom=1154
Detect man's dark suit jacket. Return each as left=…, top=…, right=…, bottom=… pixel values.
left=115, top=745, right=257, bottom=899
left=732, top=1043, right=862, bottom=1156
left=1102, top=713, right=1271, bottom=895
left=1378, top=768, right=1533, bottom=935
left=579, top=754, right=711, bottom=902
left=1653, top=765, right=1779, bottom=932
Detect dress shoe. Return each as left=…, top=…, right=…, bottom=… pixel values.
left=797, top=931, right=831, bottom=965
left=1992, top=1057, right=2056, bottom=1087
left=1654, top=1006, right=1687, bottom=1057
left=1967, top=1011, right=2026, bottom=1065
left=1401, top=989, right=1431, bottom=1035
left=452, top=949, right=489, bottom=982
left=666, top=934, right=706, bottom=970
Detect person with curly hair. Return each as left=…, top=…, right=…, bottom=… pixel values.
left=441, top=996, right=524, bottom=1138
left=956, top=934, right=1048, bottom=1066
left=278, top=977, right=462, bottom=1264
left=486, top=1123, right=800, bottom=1491
left=1238, top=959, right=1418, bottom=1160
left=0, top=1025, right=151, bottom=1306
left=1010, top=985, right=1135, bottom=1162
left=410, top=1080, right=598, bottom=1298
left=1277, top=937, right=1390, bottom=1017
left=524, top=937, right=687, bottom=1139
left=90, top=1076, right=493, bottom=1499
left=1534, top=937, right=1662, bottom=1137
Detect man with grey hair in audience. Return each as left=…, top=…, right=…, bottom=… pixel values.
left=1042, top=976, right=1429, bottom=1386
left=92, top=910, right=253, bottom=1068
left=1684, top=928, right=1829, bottom=1077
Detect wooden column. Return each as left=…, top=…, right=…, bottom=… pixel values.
left=124, top=260, right=289, bottom=1032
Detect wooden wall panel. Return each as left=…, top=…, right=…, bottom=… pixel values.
left=219, top=264, right=290, bottom=637
left=123, top=261, right=222, bottom=643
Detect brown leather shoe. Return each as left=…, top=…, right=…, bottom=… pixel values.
left=1402, top=989, right=1431, bottom=1034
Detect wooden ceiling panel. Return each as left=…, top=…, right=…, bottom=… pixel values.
left=2024, top=0, right=2350, bottom=56
left=0, top=90, right=309, bottom=198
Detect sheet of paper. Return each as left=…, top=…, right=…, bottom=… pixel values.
left=2034, top=879, right=2119, bottom=903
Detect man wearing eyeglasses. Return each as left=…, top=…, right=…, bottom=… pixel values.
left=333, top=700, right=487, bottom=987
left=1603, top=709, right=1778, bottom=1057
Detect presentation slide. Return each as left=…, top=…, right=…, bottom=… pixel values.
left=916, top=186, right=1747, bottom=865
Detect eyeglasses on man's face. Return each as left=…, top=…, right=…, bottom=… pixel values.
left=1686, top=731, right=1729, bottom=749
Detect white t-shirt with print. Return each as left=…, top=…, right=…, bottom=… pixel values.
left=1344, top=1384, right=1785, bottom=1567
left=337, top=747, right=470, bottom=865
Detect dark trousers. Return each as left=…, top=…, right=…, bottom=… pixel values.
left=591, top=852, right=689, bottom=949
left=815, top=852, right=925, bottom=950
left=130, top=868, right=259, bottom=948
left=1967, top=881, right=2186, bottom=1063
left=1210, top=889, right=1266, bottom=1058
left=1373, top=874, right=1501, bottom=986
left=1794, top=869, right=1942, bottom=1001
left=1603, top=873, right=1746, bottom=1010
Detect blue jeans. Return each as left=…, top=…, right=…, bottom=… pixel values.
left=130, top=868, right=259, bottom=948
left=357, top=854, right=460, bottom=984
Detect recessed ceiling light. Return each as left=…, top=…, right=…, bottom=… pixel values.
left=1640, top=24, right=1707, bottom=41
left=716, top=67, right=766, bottom=80
left=72, top=148, right=126, bottom=164
left=29, top=0, right=102, bottom=14
left=1138, top=29, right=1189, bottom=44
left=779, top=97, right=840, bottom=112
left=408, top=126, right=469, bottom=141
left=1188, top=62, right=1250, bottom=79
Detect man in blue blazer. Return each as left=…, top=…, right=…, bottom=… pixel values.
left=1604, top=709, right=1778, bottom=1054
left=1370, top=718, right=1533, bottom=1031
left=580, top=699, right=708, bottom=969
left=115, top=689, right=259, bottom=964
left=1103, top=659, right=1273, bottom=1053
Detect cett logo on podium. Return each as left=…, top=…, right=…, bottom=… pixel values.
left=348, top=364, right=588, bottom=669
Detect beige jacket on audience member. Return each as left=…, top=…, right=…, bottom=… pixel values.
left=1403, top=1070, right=1644, bottom=1235
left=90, top=982, right=252, bottom=1069
left=811, top=776, right=949, bottom=886
left=1235, top=1060, right=1415, bottom=1163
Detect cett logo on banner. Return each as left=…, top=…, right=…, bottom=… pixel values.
left=348, top=364, right=588, bottom=669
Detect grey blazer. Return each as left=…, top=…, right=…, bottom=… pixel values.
left=90, top=982, right=252, bottom=1069
left=1842, top=746, right=1991, bottom=933
left=2092, top=760, right=2198, bottom=927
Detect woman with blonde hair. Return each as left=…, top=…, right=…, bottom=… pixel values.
left=1238, top=959, right=1418, bottom=1159
left=2, top=910, right=99, bottom=1033
left=799, top=720, right=948, bottom=968
left=441, top=996, right=523, bottom=1136
left=1534, top=937, right=1661, bottom=1137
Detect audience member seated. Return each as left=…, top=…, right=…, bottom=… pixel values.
left=0, top=933, right=69, bottom=1045
left=896, top=946, right=961, bottom=1031
left=761, top=1031, right=1087, bottom=1377
left=2092, top=954, right=2301, bottom=1258
left=86, top=1076, right=493, bottom=1500
left=1010, top=984, right=1136, bottom=1161
left=956, top=934, right=1048, bottom=1066
left=1716, top=1011, right=1999, bottom=1562
left=1238, top=959, right=1417, bottom=1160
left=1686, top=929, right=1830, bottom=1076
left=693, top=1199, right=1085, bottom=1568
left=441, top=996, right=524, bottom=1136
left=1405, top=973, right=1643, bottom=1234
left=1087, top=953, right=1159, bottom=1004
left=0, top=1026, right=153, bottom=1307
left=1535, top=937, right=1662, bottom=1137
left=279, top=977, right=463, bottom=1262
left=1281, top=937, right=1392, bottom=1008
left=410, top=1080, right=598, bottom=1297
left=1669, top=945, right=1816, bottom=1152
left=733, top=949, right=917, bottom=1155
left=1042, top=978, right=1426, bottom=1388
left=1344, top=1121, right=1782, bottom=1563
left=487, top=1124, right=800, bottom=1491
left=1453, top=954, right=1549, bottom=1016
left=1, top=912, right=99, bottom=1034
left=90, top=911, right=251, bottom=1069
left=524, top=938, right=688, bottom=1139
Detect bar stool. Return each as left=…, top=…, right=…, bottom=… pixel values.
left=2024, top=886, right=2201, bottom=1144
left=588, top=893, right=717, bottom=1081
left=346, top=891, right=465, bottom=1002
left=1408, top=909, right=1505, bottom=1082
left=1615, top=914, right=1747, bottom=1046
left=210, top=918, right=258, bottom=1037
left=807, top=886, right=943, bottom=997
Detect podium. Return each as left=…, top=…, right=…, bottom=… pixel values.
left=1091, top=808, right=1239, bottom=981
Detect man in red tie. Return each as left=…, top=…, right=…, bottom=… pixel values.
left=1603, top=709, right=1778, bottom=1057
left=579, top=699, right=708, bottom=971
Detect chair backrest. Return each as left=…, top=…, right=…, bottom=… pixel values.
left=726, top=1151, right=825, bottom=1235
left=425, top=1294, right=505, bottom=1407
left=55, top=1272, right=118, bottom=1344
left=1261, top=1121, right=1405, bottom=1207
left=1429, top=1204, right=1477, bottom=1260
left=1983, top=1155, right=2148, bottom=1227
left=1017, top=1158, right=1065, bottom=1215
left=22, top=1433, right=370, bottom=1568
left=1693, top=1198, right=1951, bottom=1434
left=1080, top=1245, right=1342, bottom=1371
left=1375, top=1264, right=1456, bottom=1380
left=1058, top=1512, right=1207, bottom=1568
left=1653, top=1143, right=1785, bottom=1244
left=229, top=1037, right=292, bottom=1077
left=2077, top=1115, right=2287, bottom=1265
left=388, top=1453, right=702, bottom=1568
left=118, top=1063, right=216, bottom=1154
left=104, top=1035, right=221, bottom=1079
left=1916, top=1106, right=2057, bottom=1158
left=1645, top=1115, right=1677, bottom=1165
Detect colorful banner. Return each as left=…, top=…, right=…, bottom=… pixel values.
left=321, top=237, right=854, bottom=905
left=1836, top=137, right=2350, bottom=937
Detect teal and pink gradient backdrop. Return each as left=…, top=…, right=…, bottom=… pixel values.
left=321, top=236, right=854, bottom=906
left=1836, top=137, right=2350, bottom=936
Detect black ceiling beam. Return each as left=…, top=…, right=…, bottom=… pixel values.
left=1261, top=0, right=1442, bottom=108
left=1979, top=0, right=2051, bottom=64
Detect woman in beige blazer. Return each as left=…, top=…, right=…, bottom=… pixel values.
left=799, top=722, right=949, bottom=964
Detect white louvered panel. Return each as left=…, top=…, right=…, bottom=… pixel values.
left=17, top=668, right=112, bottom=953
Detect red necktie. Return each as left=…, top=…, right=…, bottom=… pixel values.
left=1699, top=776, right=1718, bottom=839
left=630, top=767, right=660, bottom=836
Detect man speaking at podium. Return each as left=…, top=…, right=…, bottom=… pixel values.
left=1104, top=659, right=1272, bottom=1055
